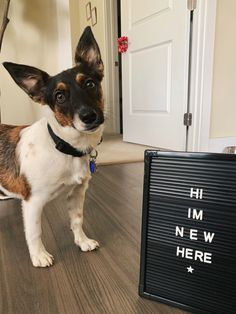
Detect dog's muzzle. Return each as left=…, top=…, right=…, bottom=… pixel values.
left=79, top=107, right=104, bottom=131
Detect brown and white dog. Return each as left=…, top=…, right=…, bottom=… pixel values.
left=1, top=26, right=104, bottom=267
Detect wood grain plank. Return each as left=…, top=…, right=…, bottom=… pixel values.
left=0, top=163, right=189, bottom=314
left=0, top=200, right=79, bottom=314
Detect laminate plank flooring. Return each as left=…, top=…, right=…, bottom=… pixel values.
left=0, top=163, right=189, bottom=314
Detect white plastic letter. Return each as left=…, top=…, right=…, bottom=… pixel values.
left=190, top=188, right=203, bottom=199
left=204, top=231, right=215, bottom=243
left=175, top=226, right=184, bottom=237
left=204, top=252, right=212, bottom=264
left=185, top=248, right=193, bottom=259
left=190, top=229, right=198, bottom=240
left=176, top=246, right=185, bottom=257
left=188, top=208, right=203, bottom=220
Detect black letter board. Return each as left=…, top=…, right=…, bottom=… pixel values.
left=139, top=150, right=236, bottom=314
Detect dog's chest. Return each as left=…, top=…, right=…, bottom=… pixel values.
left=18, top=120, right=96, bottom=198
left=48, top=157, right=89, bottom=200
left=61, top=157, right=89, bottom=186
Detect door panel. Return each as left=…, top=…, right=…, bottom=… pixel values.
left=131, top=0, right=171, bottom=25
left=130, top=42, right=171, bottom=113
left=121, top=0, right=190, bottom=150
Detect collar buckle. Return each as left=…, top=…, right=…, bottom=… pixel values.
left=56, top=141, right=66, bottom=151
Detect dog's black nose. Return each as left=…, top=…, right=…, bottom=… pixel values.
left=79, top=108, right=97, bottom=124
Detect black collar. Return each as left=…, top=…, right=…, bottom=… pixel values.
left=47, top=123, right=90, bottom=157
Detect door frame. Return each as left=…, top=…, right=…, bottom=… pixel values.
left=186, top=0, right=217, bottom=152
left=105, top=0, right=217, bottom=146
left=104, top=0, right=120, bottom=134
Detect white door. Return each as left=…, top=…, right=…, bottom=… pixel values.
left=121, top=0, right=190, bottom=150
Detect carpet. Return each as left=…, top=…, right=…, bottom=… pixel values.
left=96, top=134, right=159, bottom=165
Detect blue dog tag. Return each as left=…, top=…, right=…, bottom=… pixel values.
left=89, top=159, right=96, bottom=174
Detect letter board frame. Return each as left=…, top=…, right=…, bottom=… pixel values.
left=139, top=150, right=236, bottom=314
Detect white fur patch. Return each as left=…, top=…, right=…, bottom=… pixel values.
left=73, top=113, right=86, bottom=132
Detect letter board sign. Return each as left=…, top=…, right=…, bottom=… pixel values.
left=139, top=151, right=236, bottom=314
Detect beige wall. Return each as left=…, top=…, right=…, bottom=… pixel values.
left=0, top=0, right=71, bottom=125
left=69, top=0, right=107, bottom=68
left=69, top=0, right=80, bottom=61
left=210, top=0, right=236, bottom=138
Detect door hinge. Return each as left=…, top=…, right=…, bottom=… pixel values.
left=187, top=0, right=197, bottom=11
left=184, top=113, right=192, bottom=126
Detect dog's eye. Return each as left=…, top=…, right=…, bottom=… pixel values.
left=55, top=91, right=66, bottom=104
left=85, top=79, right=96, bottom=89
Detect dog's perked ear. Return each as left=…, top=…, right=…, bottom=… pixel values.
left=3, top=62, right=50, bottom=103
left=75, top=26, right=104, bottom=73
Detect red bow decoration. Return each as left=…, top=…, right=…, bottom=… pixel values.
left=117, top=36, right=128, bottom=54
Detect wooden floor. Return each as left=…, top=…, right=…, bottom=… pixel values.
left=0, top=163, right=189, bottom=314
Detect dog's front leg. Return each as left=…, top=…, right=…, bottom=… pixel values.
left=22, top=198, right=53, bottom=267
left=68, top=178, right=99, bottom=251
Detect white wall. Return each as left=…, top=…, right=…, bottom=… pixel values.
left=0, top=0, right=72, bottom=125
left=210, top=0, right=236, bottom=139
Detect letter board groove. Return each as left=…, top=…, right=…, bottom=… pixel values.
left=139, top=151, right=236, bottom=314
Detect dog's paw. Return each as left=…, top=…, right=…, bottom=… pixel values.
left=75, top=238, right=99, bottom=252
left=31, top=250, right=54, bottom=267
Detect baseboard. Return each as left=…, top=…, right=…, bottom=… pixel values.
left=209, top=137, right=236, bottom=153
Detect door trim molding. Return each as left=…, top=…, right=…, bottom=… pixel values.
left=188, top=0, right=217, bottom=152
left=56, top=0, right=72, bottom=70
left=104, top=0, right=120, bottom=133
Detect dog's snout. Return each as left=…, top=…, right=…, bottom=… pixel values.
left=80, top=109, right=97, bottom=124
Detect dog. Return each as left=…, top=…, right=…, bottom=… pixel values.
left=0, top=26, right=104, bottom=267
